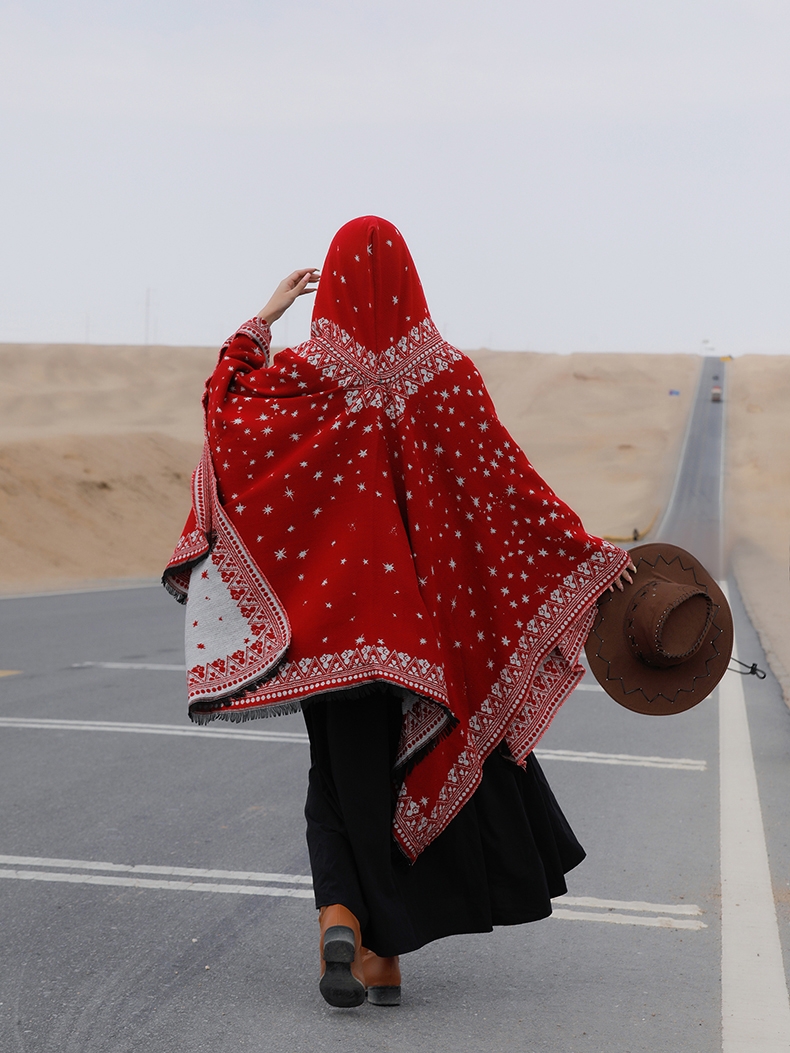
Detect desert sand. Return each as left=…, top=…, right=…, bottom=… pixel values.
left=3, top=337, right=785, bottom=705
left=0, top=341, right=214, bottom=591
left=727, top=356, right=790, bottom=701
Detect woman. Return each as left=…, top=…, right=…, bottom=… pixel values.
left=164, top=216, right=633, bottom=1008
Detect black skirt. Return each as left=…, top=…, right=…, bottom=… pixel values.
left=303, top=690, right=585, bottom=958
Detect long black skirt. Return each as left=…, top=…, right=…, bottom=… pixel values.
left=303, top=690, right=585, bottom=958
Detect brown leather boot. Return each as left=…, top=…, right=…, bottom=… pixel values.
left=318, top=905, right=366, bottom=1008
left=360, top=947, right=401, bottom=1006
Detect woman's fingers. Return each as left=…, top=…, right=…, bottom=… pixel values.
left=608, top=564, right=636, bottom=593
left=295, top=270, right=320, bottom=296
left=287, top=268, right=319, bottom=286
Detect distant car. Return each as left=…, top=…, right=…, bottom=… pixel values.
left=711, top=385, right=722, bottom=402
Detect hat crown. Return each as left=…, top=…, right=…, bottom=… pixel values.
left=624, top=577, right=715, bottom=670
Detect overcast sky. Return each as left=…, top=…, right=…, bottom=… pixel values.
left=1, top=0, right=788, bottom=353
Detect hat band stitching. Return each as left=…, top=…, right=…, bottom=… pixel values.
left=653, top=589, right=714, bottom=662
left=625, top=582, right=714, bottom=668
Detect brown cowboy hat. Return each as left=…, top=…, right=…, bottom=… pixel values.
left=585, top=543, right=733, bottom=715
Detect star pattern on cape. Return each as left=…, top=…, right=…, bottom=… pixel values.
left=164, top=217, right=628, bottom=860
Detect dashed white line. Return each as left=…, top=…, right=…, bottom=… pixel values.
left=560, top=895, right=702, bottom=916
left=0, top=717, right=706, bottom=770
left=0, top=717, right=309, bottom=744
left=72, top=661, right=186, bottom=671
left=0, top=853, right=704, bottom=928
left=535, top=748, right=706, bottom=771
left=550, top=908, right=705, bottom=931
left=0, top=855, right=313, bottom=884
left=0, top=869, right=313, bottom=898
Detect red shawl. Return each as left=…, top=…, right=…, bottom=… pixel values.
left=164, top=216, right=628, bottom=860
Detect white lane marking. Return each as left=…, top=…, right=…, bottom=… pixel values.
left=550, top=908, right=706, bottom=931
left=559, top=895, right=702, bottom=916
left=719, top=583, right=790, bottom=1050
left=0, top=855, right=312, bottom=884
left=0, top=717, right=309, bottom=744
left=72, top=662, right=186, bottom=671
left=0, top=869, right=313, bottom=898
left=0, top=717, right=706, bottom=770
left=535, top=748, right=706, bottom=771
left=0, top=858, right=701, bottom=917
left=0, top=854, right=704, bottom=929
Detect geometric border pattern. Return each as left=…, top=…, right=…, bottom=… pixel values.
left=305, top=316, right=463, bottom=421
left=393, top=544, right=629, bottom=859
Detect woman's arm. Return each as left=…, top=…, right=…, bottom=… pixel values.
left=257, top=268, right=320, bottom=325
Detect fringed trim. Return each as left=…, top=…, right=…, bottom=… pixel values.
left=162, top=575, right=188, bottom=605
left=188, top=698, right=303, bottom=724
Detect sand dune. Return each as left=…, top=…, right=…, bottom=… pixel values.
left=0, top=341, right=217, bottom=445
left=0, top=342, right=700, bottom=590
left=0, top=432, right=201, bottom=590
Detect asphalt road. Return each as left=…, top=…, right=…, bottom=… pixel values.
left=1, top=368, right=789, bottom=1051
left=651, top=355, right=726, bottom=577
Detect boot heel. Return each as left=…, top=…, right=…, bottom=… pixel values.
left=322, top=924, right=356, bottom=963
left=367, top=985, right=401, bottom=1007
left=320, top=925, right=365, bottom=1008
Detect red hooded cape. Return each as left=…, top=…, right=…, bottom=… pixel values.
left=164, top=216, right=628, bottom=860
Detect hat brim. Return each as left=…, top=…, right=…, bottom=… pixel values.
left=584, top=543, right=733, bottom=716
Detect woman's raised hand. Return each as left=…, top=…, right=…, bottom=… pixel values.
left=257, top=269, right=320, bottom=326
